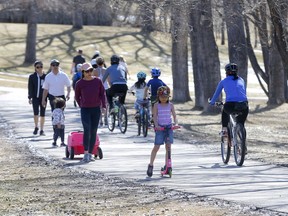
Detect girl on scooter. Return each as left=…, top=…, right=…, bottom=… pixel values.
left=147, top=86, right=178, bottom=177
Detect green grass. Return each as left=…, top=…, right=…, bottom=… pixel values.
left=0, top=23, right=172, bottom=77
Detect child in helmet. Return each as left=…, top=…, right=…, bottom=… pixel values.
left=147, top=86, right=178, bottom=177
left=144, top=67, right=166, bottom=108
left=129, top=71, right=150, bottom=120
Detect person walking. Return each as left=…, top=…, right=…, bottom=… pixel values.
left=102, top=54, right=128, bottom=112
left=119, top=55, right=130, bottom=80
left=42, top=59, right=71, bottom=111
left=75, top=62, right=106, bottom=162
left=28, top=60, right=47, bottom=136
left=51, top=97, right=66, bottom=147
left=147, top=86, right=178, bottom=177
left=93, top=56, right=109, bottom=126
left=71, top=49, right=86, bottom=75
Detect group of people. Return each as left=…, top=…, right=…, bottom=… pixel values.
left=28, top=54, right=249, bottom=175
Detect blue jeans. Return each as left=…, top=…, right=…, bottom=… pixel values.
left=154, top=124, right=174, bottom=145
left=80, top=107, right=101, bottom=153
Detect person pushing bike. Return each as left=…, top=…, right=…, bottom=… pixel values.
left=209, top=63, right=249, bottom=137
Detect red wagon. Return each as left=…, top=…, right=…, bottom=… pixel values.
left=65, top=131, right=103, bottom=160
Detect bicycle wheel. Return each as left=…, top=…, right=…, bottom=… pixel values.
left=221, top=125, right=231, bottom=164
left=142, top=108, right=149, bottom=137
left=137, top=112, right=141, bottom=136
left=118, top=104, right=127, bottom=134
left=233, top=123, right=246, bottom=166
left=106, top=104, right=115, bottom=132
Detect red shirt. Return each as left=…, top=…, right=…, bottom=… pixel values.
left=75, top=78, right=106, bottom=108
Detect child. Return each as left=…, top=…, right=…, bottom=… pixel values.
left=52, top=97, right=66, bottom=147
left=128, top=71, right=150, bottom=120
left=147, top=86, right=178, bottom=177
left=72, top=63, right=82, bottom=107
left=144, top=67, right=166, bottom=108
left=94, top=56, right=109, bottom=126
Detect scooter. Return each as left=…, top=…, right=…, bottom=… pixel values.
left=155, top=125, right=181, bottom=178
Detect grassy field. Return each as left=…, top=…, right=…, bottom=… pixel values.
left=0, top=22, right=266, bottom=99
left=0, top=23, right=172, bottom=77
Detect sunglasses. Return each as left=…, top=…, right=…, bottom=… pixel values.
left=51, top=64, right=59, bottom=67
left=36, top=65, right=43, bottom=69
left=84, top=68, right=93, bottom=73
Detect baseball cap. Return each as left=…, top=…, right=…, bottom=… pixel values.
left=81, top=62, right=93, bottom=71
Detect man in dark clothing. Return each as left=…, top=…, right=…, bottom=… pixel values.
left=28, top=60, right=47, bottom=136
left=71, top=49, right=86, bottom=75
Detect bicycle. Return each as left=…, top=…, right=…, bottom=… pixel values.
left=215, top=102, right=247, bottom=166
left=106, top=93, right=128, bottom=134
left=135, top=100, right=150, bottom=137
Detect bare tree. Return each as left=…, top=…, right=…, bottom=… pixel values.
left=189, top=0, right=221, bottom=110
left=223, top=0, right=248, bottom=83
left=171, top=0, right=191, bottom=102
left=24, top=0, right=38, bottom=64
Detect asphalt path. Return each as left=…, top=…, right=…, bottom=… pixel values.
left=0, top=87, right=288, bottom=215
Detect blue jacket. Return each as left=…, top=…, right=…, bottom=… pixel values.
left=210, top=75, right=248, bottom=105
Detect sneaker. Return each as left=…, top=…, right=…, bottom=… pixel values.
left=33, top=127, right=39, bottom=135
left=39, top=130, right=45, bottom=136
left=88, top=154, right=95, bottom=162
left=60, top=143, right=67, bottom=147
left=147, top=164, right=153, bottom=177
left=52, top=142, right=57, bottom=147
left=81, top=154, right=89, bottom=163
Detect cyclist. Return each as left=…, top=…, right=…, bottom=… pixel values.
left=209, top=63, right=249, bottom=137
left=147, top=86, right=178, bottom=177
left=144, top=67, right=166, bottom=108
left=128, top=71, right=150, bottom=121
left=102, top=54, right=128, bottom=112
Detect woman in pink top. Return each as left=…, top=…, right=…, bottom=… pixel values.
left=147, top=86, right=178, bottom=177
left=75, top=63, right=106, bottom=163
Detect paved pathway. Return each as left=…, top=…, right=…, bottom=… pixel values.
left=0, top=87, right=288, bottom=215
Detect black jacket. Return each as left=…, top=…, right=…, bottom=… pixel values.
left=28, top=72, right=46, bottom=99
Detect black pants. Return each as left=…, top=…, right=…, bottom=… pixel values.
left=106, top=84, right=128, bottom=108
left=53, top=125, right=65, bottom=143
left=222, top=102, right=249, bottom=127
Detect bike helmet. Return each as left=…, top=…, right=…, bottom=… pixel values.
left=157, top=86, right=170, bottom=97
left=76, top=63, right=82, bottom=72
left=225, top=63, right=238, bottom=74
left=137, top=71, right=146, bottom=79
left=151, top=67, right=161, bottom=77
left=110, top=54, right=120, bottom=64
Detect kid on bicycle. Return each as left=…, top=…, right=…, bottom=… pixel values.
left=128, top=71, right=150, bottom=121
left=147, top=86, right=178, bottom=177
left=144, top=67, right=166, bottom=108
left=209, top=63, right=249, bottom=137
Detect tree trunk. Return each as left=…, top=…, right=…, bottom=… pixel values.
left=267, top=0, right=288, bottom=102
left=171, top=1, right=190, bottom=102
left=72, top=2, right=83, bottom=29
left=24, top=0, right=37, bottom=64
left=223, top=0, right=248, bottom=83
left=140, top=0, right=154, bottom=33
left=268, top=38, right=285, bottom=104
left=189, top=0, right=221, bottom=110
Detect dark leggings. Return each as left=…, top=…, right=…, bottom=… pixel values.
left=222, top=102, right=249, bottom=127
left=81, top=107, right=101, bottom=153
left=106, top=84, right=128, bottom=108
left=53, top=125, right=65, bottom=143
